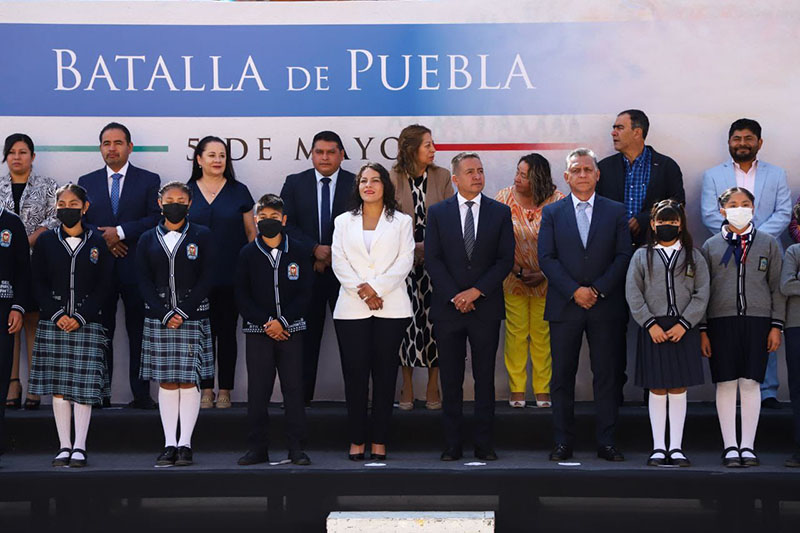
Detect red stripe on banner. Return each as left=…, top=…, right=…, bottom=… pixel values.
left=434, top=143, right=583, bottom=151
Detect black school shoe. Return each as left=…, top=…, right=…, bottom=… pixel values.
left=721, top=446, right=742, bottom=467
left=238, top=450, right=269, bottom=466
left=739, top=447, right=760, bottom=467
left=290, top=451, right=311, bottom=465
left=174, top=446, right=193, bottom=467
left=646, top=449, right=667, bottom=467
left=52, top=448, right=72, bottom=467
left=785, top=451, right=800, bottom=467
left=155, top=446, right=178, bottom=467
left=69, top=449, right=88, bottom=468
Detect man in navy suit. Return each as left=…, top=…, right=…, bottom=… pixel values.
left=280, top=131, right=355, bottom=404
left=78, top=122, right=160, bottom=408
left=425, top=152, right=514, bottom=461
left=539, top=148, right=632, bottom=462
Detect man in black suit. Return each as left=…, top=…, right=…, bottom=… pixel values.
left=78, top=122, right=161, bottom=408
left=280, top=131, right=355, bottom=404
left=425, top=152, right=514, bottom=461
left=596, top=109, right=685, bottom=246
left=538, top=148, right=632, bottom=462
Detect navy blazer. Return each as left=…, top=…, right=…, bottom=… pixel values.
left=424, top=194, right=515, bottom=322
left=280, top=168, right=356, bottom=259
left=538, top=194, right=632, bottom=322
left=77, top=163, right=161, bottom=281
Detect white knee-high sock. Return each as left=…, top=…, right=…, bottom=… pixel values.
left=668, top=391, right=687, bottom=457
left=52, top=397, right=72, bottom=455
left=178, top=387, right=201, bottom=448
left=72, top=403, right=92, bottom=459
left=158, top=387, right=180, bottom=447
left=716, top=380, right=739, bottom=458
left=648, top=392, right=668, bottom=456
left=738, top=378, right=761, bottom=456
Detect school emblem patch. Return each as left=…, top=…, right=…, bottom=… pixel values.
left=288, top=262, right=299, bottom=280
left=0, top=229, right=10, bottom=247
left=89, top=247, right=99, bottom=264
left=186, top=243, right=198, bottom=260
left=758, top=256, right=768, bottom=272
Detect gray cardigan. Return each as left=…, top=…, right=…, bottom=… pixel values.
left=701, top=230, right=785, bottom=329
left=626, top=246, right=709, bottom=330
left=779, top=244, right=800, bottom=329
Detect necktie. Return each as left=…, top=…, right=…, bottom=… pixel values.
left=320, top=177, right=332, bottom=245
left=463, top=200, right=475, bottom=260
left=576, top=201, right=590, bottom=247
left=110, top=173, right=122, bottom=216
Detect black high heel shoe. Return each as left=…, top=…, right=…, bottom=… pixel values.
left=348, top=452, right=365, bottom=461
left=5, top=378, right=21, bottom=410
left=370, top=452, right=387, bottom=461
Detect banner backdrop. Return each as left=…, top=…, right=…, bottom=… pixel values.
left=1, top=0, right=798, bottom=403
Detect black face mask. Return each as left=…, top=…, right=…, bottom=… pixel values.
left=57, top=208, right=82, bottom=229
left=655, top=224, right=680, bottom=242
left=162, top=203, right=189, bottom=224
left=258, top=218, right=283, bottom=238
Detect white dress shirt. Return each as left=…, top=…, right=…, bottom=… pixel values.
left=571, top=192, right=596, bottom=225
left=654, top=240, right=682, bottom=260
left=163, top=230, right=181, bottom=253
left=734, top=159, right=758, bottom=196
left=106, top=161, right=129, bottom=240
left=315, top=168, right=339, bottom=240
left=65, top=236, right=81, bottom=251
left=456, top=192, right=481, bottom=240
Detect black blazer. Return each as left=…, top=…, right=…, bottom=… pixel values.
left=77, top=164, right=161, bottom=280
left=596, top=146, right=684, bottom=245
left=0, top=208, right=31, bottom=313
left=538, top=194, right=632, bottom=322
left=424, top=194, right=515, bottom=322
left=279, top=168, right=356, bottom=259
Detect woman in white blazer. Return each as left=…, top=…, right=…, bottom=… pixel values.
left=332, top=162, right=414, bottom=461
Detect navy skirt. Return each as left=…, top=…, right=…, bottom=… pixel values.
left=706, top=316, right=771, bottom=383
left=635, top=316, right=705, bottom=389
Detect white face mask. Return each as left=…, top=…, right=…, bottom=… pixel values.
left=725, top=206, right=753, bottom=230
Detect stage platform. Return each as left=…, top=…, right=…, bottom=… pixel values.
left=1, top=403, right=799, bottom=532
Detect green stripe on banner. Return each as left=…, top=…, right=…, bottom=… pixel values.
left=37, top=146, right=169, bottom=153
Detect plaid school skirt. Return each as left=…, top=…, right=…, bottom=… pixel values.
left=140, top=317, right=213, bottom=385
left=28, top=320, right=110, bottom=406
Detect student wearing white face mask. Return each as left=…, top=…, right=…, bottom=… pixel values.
left=700, top=187, right=785, bottom=468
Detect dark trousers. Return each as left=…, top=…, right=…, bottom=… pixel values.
left=201, top=286, right=239, bottom=390
left=785, top=328, right=800, bottom=448
left=550, top=318, right=626, bottom=447
left=245, top=332, right=306, bottom=454
left=0, top=303, right=12, bottom=454
left=334, top=317, right=408, bottom=445
left=101, top=279, right=149, bottom=401
left=303, top=272, right=341, bottom=402
left=435, top=316, right=500, bottom=451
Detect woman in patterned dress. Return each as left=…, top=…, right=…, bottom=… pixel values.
left=390, top=125, right=454, bottom=410
left=495, top=154, right=564, bottom=408
left=1, top=134, right=59, bottom=410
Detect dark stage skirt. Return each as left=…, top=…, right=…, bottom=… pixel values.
left=635, top=316, right=704, bottom=389
left=140, top=317, right=213, bottom=385
left=28, top=320, right=110, bottom=405
left=706, top=316, right=771, bottom=383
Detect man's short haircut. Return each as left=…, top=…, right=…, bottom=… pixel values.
left=565, top=148, right=598, bottom=170
left=255, top=193, right=284, bottom=214
left=728, top=118, right=762, bottom=140
left=619, top=109, right=650, bottom=140
left=99, top=122, right=132, bottom=144
left=312, top=131, right=344, bottom=151
left=451, top=151, right=481, bottom=175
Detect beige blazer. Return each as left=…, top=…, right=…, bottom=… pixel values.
left=390, top=165, right=454, bottom=234
left=331, top=208, right=415, bottom=320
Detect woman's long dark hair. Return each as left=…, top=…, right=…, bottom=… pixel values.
left=393, top=124, right=433, bottom=179
left=518, top=153, right=556, bottom=206
left=349, top=162, right=398, bottom=219
left=189, top=136, right=236, bottom=182
left=645, top=199, right=695, bottom=275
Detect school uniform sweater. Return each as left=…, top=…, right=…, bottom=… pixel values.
left=701, top=228, right=785, bottom=330
left=136, top=221, right=215, bottom=324
left=31, top=227, right=112, bottom=325
left=0, top=208, right=31, bottom=313
left=779, top=243, right=800, bottom=329
left=625, top=245, right=710, bottom=331
left=235, top=235, right=312, bottom=333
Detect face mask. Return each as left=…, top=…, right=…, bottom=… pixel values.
left=258, top=218, right=283, bottom=238
left=725, top=207, right=753, bottom=230
left=162, top=203, right=189, bottom=224
left=654, top=224, right=680, bottom=242
left=57, top=208, right=82, bottom=228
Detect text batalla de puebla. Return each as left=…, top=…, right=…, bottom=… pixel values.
left=52, top=50, right=536, bottom=92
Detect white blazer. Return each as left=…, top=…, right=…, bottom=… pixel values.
left=332, top=208, right=415, bottom=320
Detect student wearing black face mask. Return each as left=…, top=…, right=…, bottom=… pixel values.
left=235, top=194, right=312, bottom=466
left=625, top=200, right=709, bottom=467
left=28, top=184, right=113, bottom=467
left=136, top=181, right=215, bottom=468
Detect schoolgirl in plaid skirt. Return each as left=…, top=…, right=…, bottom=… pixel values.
left=28, top=184, right=112, bottom=467
left=136, top=181, right=215, bottom=467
